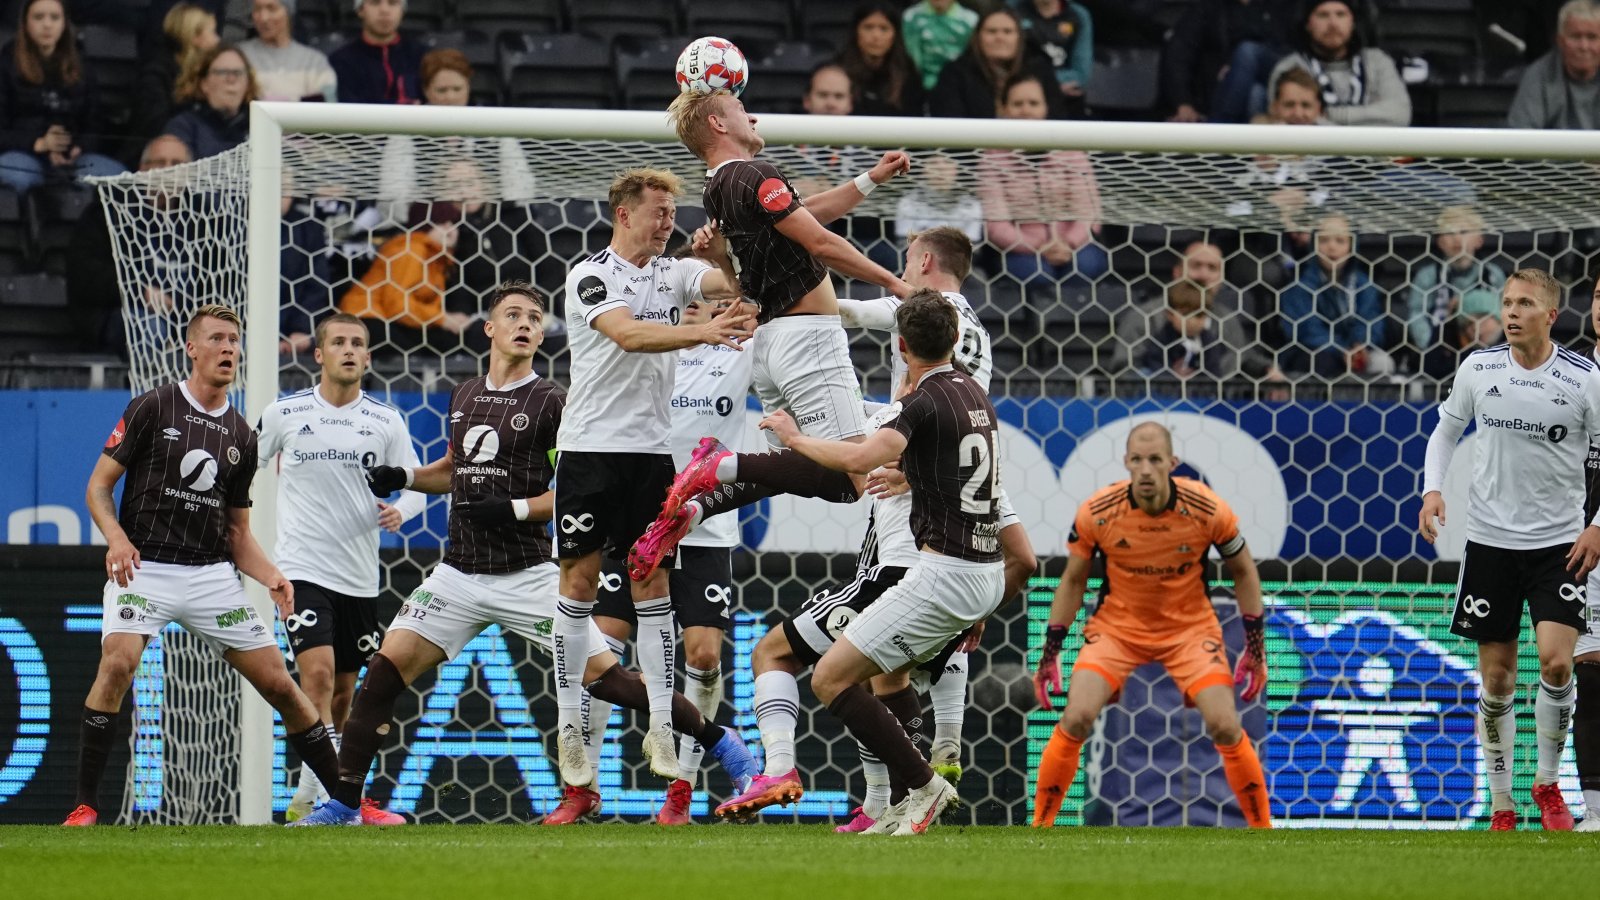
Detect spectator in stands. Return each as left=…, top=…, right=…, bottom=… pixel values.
left=0, top=0, right=128, bottom=194
left=339, top=200, right=472, bottom=356
left=1162, top=0, right=1291, bottom=123
left=931, top=6, right=1065, bottom=119
left=902, top=0, right=977, bottom=92
left=1508, top=0, right=1600, bottom=129
left=278, top=168, right=330, bottom=358
left=1406, top=205, right=1507, bottom=352
left=436, top=157, right=541, bottom=351
left=1269, top=66, right=1327, bottom=125
left=834, top=2, right=926, bottom=116
left=895, top=151, right=983, bottom=243
left=1014, top=0, right=1094, bottom=119
left=134, top=2, right=217, bottom=140
left=1118, top=278, right=1260, bottom=379
left=238, top=0, right=336, bottom=102
left=803, top=62, right=854, bottom=115
left=67, top=133, right=190, bottom=356
left=162, top=44, right=256, bottom=159
left=1268, top=0, right=1410, bottom=127
left=978, top=73, right=1103, bottom=296
left=330, top=0, right=422, bottom=105
left=1420, top=288, right=1502, bottom=381
left=1279, top=211, right=1390, bottom=377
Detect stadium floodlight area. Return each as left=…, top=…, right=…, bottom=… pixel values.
left=89, top=103, right=1600, bottom=826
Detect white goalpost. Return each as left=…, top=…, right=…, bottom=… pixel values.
left=90, top=100, right=1600, bottom=826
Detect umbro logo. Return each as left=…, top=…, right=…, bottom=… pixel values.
left=297, top=424, right=314, bottom=436
left=451, top=411, right=464, bottom=421
left=1485, top=386, right=1502, bottom=397
left=1115, top=538, right=1131, bottom=549
left=162, top=427, right=181, bottom=441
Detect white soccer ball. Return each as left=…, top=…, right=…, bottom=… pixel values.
left=676, top=36, right=749, bottom=98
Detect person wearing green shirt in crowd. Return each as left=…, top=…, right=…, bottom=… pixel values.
left=903, top=0, right=978, bottom=91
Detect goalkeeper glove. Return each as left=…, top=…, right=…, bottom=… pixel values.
left=365, top=465, right=410, bottom=497
left=454, top=494, right=530, bottom=525
left=1032, top=624, right=1069, bottom=709
left=1233, top=613, right=1268, bottom=702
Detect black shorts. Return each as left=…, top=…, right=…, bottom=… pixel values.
left=286, top=580, right=383, bottom=673
left=553, top=450, right=676, bottom=562
left=783, top=565, right=909, bottom=666
left=593, top=546, right=734, bottom=631
left=1451, top=541, right=1589, bottom=644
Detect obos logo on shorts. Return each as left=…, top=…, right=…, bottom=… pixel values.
left=180, top=449, right=218, bottom=491
left=757, top=177, right=792, bottom=213
left=463, top=425, right=500, bottom=463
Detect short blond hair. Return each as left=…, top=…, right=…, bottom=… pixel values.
left=1436, top=205, right=1485, bottom=234
left=608, top=167, right=684, bottom=213
left=187, top=303, right=242, bottom=340
left=1506, top=268, right=1563, bottom=309
left=668, top=91, right=734, bottom=161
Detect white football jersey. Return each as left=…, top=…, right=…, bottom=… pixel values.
left=670, top=264, right=755, bottom=548
left=557, top=248, right=709, bottom=454
left=1439, top=343, right=1600, bottom=549
left=849, top=292, right=995, bottom=569
left=257, top=388, right=426, bottom=597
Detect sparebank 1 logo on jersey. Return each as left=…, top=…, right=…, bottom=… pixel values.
left=179, top=449, right=217, bottom=492
left=462, top=425, right=499, bottom=464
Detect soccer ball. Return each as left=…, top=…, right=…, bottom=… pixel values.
left=676, top=36, right=748, bottom=98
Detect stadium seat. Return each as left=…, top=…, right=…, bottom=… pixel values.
left=1433, top=82, right=1517, bottom=128
left=0, top=188, right=29, bottom=275
left=305, top=30, right=357, bottom=60
left=746, top=41, right=830, bottom=114
left=1378, top=10, right=1480, bottom=63
left=78, top=24, right=139, bottom=130
left=1088, top=46, right=1162, bottom=119
left=686, top=0, right=795, bottom=47
left=29, top=187, right=96, bottom=278
left=397, top=0, right=451, bottom=33
left=457, top=0, right=564, bottom=41
left=0, top=273, right=73, bottom=358
left=571, top=0, right=682, bottom=44
left=797, top=0, right=855, bottom=49
left=419, top=30, right=503, bottom=105
left=292, top=0, right=340, bottom=38
left=502, top=34, right=617, bottom=108
left=616, top=36, right=697, bottom=111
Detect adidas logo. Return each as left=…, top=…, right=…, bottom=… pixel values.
left=1115, top=538, right=1131, bottom=549
left=297, top=424, right=314, bottom=436
left=623, top=285, right=636, bottom=295
left=1486, top=386, right=1502, bottom=397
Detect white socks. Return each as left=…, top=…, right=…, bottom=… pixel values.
left=859, top=741, right=891, bottom=819
left=714, top=455, right=738, bottom=482
left=580, top=690, right=611, bottom=774
left=1478, top=692, right=1516, bottom=811
left=634, top=598, right=676, bottom=719
left=754, top=670, right=799, bottom=776
left=675, top=665, right=723, bottom=785
left=1535, top=677, right=1577, bottom=785
left=929, top=653, right=969, bottom=752
left=553, top=596, right=593, bottom=724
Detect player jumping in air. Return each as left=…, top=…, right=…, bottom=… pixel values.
left=289, top=283, right=756, bottom=827
left=68, top=305, right=341, bottom=826
left=1031, top=422, right=1273, bottom=829
left=257, top=313, right=423, bottom=824
left=1420, top=268, right=1600, bottom=831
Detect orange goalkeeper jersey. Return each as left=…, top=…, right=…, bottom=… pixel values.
left=1067, top=477, right=1246, bottom=642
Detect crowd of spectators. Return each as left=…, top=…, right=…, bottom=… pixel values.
left=1, top=0, right=1594, bottom=396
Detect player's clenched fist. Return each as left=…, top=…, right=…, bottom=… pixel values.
left=1233, top=613, right=1268, bottom=702
left=1033, top=624, right=1069, bottom=709
left=1417, top=490, right=1446, bottom=544
left=365, top=465, right=410, bottom=497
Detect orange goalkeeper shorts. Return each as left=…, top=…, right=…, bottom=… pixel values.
left=1070, top=623, right=1234, bottom=704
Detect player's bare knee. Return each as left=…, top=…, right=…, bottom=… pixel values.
left=686, top=646, right=720, bottom=671
left=93, top=654, right=138, bottom=696
left=1059, top=709, right=1094, bottom=741
left=1207, top=713, right=1244, bottom=747
left=752, top=628, right=798, bottom=674
left=1540, top=656, right=1573, bottom=686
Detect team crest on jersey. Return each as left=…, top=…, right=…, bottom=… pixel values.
left=226, top=446, right=240, bottom=465
left=511, top=413, right=529, bottom=431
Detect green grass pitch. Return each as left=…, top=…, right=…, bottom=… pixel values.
left=2, top=824, right=1597, bottom=899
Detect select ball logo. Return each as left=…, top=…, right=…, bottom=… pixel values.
left=463, top=425, right=500, bottom=463
left=180, top=449, right=218, bottom=491
left=675, top=36, right=748, bottom=97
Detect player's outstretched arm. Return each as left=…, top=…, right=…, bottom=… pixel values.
left=592, top=303, right=754, bottom=353
left=86, top=454, right=137, bottom=587
left=774, top=206, right=912, bottom=298
left=762, top=409, right=906, bottom=473
left=225, top=506, right=293, bottom=620
left=837, top=296, right=899, bottom=332
left=454, top=489, right=555, bottom=526
left=803, top=151, right=911, bottom=225
left=1035, top=554, right=1091, bottom=708
left=1224, top=543, right=1269, bottom=701
left=367, top=446, right=454, bottom=496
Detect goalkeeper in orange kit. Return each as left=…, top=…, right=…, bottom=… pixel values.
left=1031, top=422, right=1272, bottom=828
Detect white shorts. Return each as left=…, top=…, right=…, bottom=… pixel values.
left=843, top=553, right=1005, bottom=673
left=1581, top=567, right=1600, bottom=657
left=101, top=560, right=275, bottom=657
left=753, top=314, right=867, bottom=440
left=390, top=562, right=613, bottom=662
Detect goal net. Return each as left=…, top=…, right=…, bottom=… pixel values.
left=94, top=105, right=1600, bottom=827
